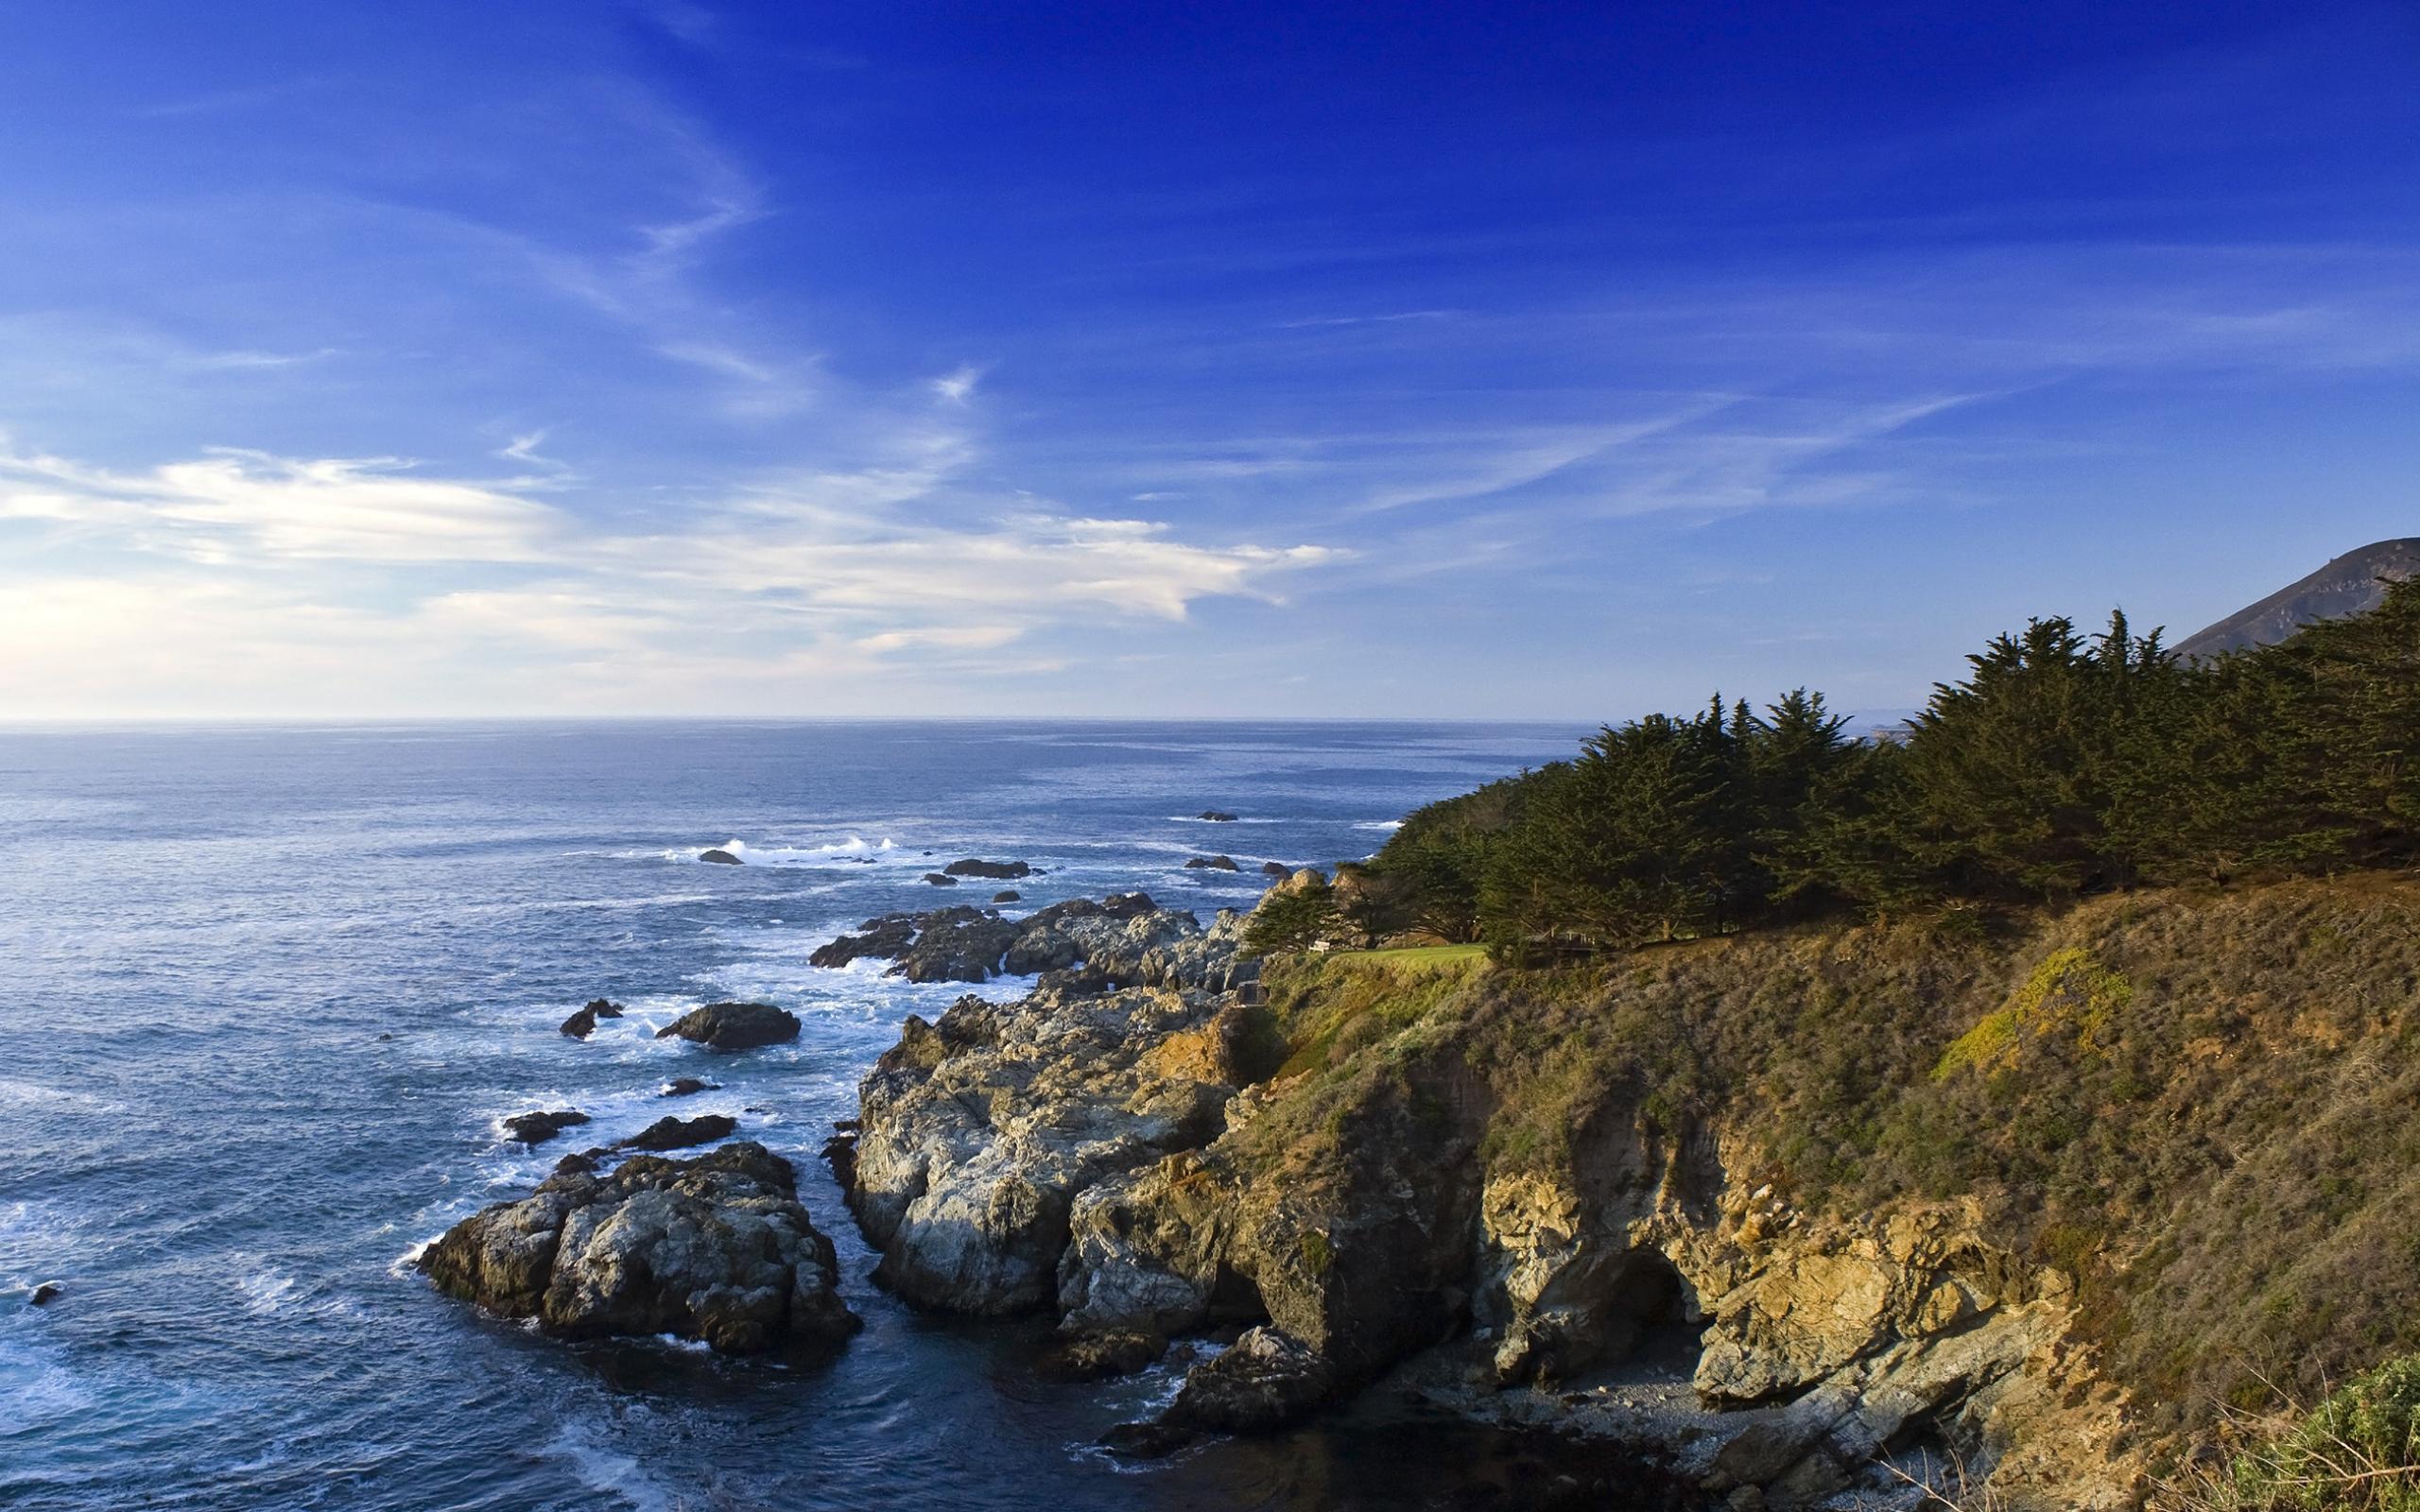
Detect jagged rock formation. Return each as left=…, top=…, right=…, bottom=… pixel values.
left=2172, top=536, right=2420, bottom=660
left=559, top=999, right=623, bottom=1039
left=502, top=1109, right=589, bottom=1145
left=419, top=1142, right=857, bottom=1354
left=805, top=895, right=1259, bottom=992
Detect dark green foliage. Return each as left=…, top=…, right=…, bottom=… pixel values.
left=1238, top=879, right=1340, bottom=958
left=1360, top=579, right=2420, bottom=955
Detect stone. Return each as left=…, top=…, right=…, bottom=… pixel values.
left=700, top=848, right=743, bottom=865
left=809, top=914, right=920, bottom=969
left=994, top=890, right=1021, bottom=903
left=1184, top=855, right=1239, bottom=871
left=1197, top=811, right=1238, bottom=822
left=503, top=1109, right=591, bottom=1146
left=419, top=1142, right=857, bottom=1354
left=1039, top=1328, right=1167, bottom=1381
left=661, top=1077, right=718, bottom=1097
left=1161, top=1326, right=1335, bottom=1434
left=655, top=1003, right=800, bottom=1051
left=1261, top=861, right=1290, bottom=877
left=889, top=908, right=1022, bottom=984
left=559, top=999, right=625, bottom=1039
left=923, top=872, right=959, bottom=885
left=28, top=1282, right=60, bottom=1307
left=618, top=1114, right=737, bottom=1152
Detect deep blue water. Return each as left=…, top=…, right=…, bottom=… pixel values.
left=0, top=719, right=1638, bottom=1512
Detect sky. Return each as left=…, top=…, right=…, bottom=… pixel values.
left=2, top=1, right=2417, bottom=721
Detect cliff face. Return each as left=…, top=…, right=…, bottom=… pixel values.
left=846, top=878, right=2420, bottom=1508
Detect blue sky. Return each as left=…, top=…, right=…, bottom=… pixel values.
left=3, top=1, right=2416, bottom=719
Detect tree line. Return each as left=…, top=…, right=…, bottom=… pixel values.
left=1257, top=577, right=2420, bottom=960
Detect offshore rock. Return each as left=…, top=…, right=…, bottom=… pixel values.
left=617, top=1113, right=736, bottom=1152
left=699, top=848, right=743, bottom=865
left=559, top=999, right=624, bottom=1039
left=502, top=1109, right=590, bottom=1146
left=1184, top=854, right=1240, bottom=871
left=655, top=1002, right=800, bottom=1051
left=419, top=1142, right=857, bottom=1353
left=944, top=858, right=1031, bottom=880
left=890, top=908, right=1023, bottom=985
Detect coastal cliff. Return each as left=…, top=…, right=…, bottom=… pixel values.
left=840, top=875, right=2420, bottom=1508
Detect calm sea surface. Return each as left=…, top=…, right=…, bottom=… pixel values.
left=0, top=719, right=1699, bottom=1512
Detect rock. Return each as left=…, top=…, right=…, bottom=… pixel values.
left=944, top=859, right=1031, bottom=880
left=656, top=1003, right=800, bottom=1051
left=1041, top=1328, right=1167, bottom=1381
left=552, top=1152, right=599, bottom=1177
left=1168, top=1326, right=1336, bottom=1431
left=28, top=1282, right=60, bottom=1307
left=419, top=1142, right=857, bottom=1353
left=618, top=1114, right=737, bottom=1152
left=849, top=977, right=1245, bottom=1315
left=889, top=907, right=1022, bottom=985
left=503, top=1109, right=591, bottom=1146
left=1261, top=861, right=1289, bottom=877
left=1184, top=855, right=1239, bottom=871
left=823, top=1130, right=858, bottom=1191
left=661, top=1077, right=718, bottom=1097
left=923, top=872, right=959, bottom=885
left=809, top=913, right=920, bottom=969
left=994, top=890, right=1021, bottom=903
left=560, top=999, right=625, bottom=1039
left=700, top=848, right=743, bottom=865
left=1198, top=811, right=1238, bottom=822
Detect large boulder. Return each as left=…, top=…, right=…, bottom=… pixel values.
left=656, top=1003, right=801, bottom=1051
left=419, top=1142, right=858, bottom=1353
left=700, top=848, right=743, bottom=865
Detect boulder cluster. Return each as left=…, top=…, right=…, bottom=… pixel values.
left=806, top=893, right=1257, bottom=990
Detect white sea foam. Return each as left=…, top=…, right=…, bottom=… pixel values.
left=1355, top=819, right=1405, bottom=832
left=670, top=836, right=900, bottom=866
left=549, top=1426, right=681, bottom=1512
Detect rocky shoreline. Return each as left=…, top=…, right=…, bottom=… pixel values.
left=417, top=873, right=2138, bottom=1508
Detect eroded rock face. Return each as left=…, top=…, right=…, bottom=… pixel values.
left=846, top=977, right=1249, bottom=1316
left=809, top=896, right=1258, bottom=996
left=655, top=1002, right=800, bottom=1051
left=419, top=1142, right=857, bottom=1353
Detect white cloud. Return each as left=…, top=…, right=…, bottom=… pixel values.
left=931, top=364, right=985, bottom=404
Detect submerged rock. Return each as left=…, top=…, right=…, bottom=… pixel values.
left=618, top=1114, right=737, bottom=1152
left=1198, top=811, right=1238, bottom=822
left=503, top=1109, right=591, bottom=1146
left=656, top=1002, right=800, bottom=1051
left=419, top=1142, right=857, bottom=1354
left=560, top=999, right=625, bottom=1039
left=661, top=1077, right=718, bottom=1098
left=700, top=848, right=743, bottom=865
left=28, top=1282, right=60, bottom=1307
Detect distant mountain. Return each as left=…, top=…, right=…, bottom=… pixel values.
left=2171, top=537, right=2420, bottom=661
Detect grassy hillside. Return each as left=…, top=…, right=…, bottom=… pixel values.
left=1249, top=875, right=2420, bottom=1451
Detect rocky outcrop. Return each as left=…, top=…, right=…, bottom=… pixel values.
left=419, top=1142, right=857, bottom=1354
left=923, top=872, right=959, bottom=885
left=503, top=1109, right=590, bottom=1146
left=807, top=895, right=1258, bottom=995
left=655, top=1002, right=800, bottom=1051
left=1184, top=854, right=1239, bottom=871
left=617, top=1113, right=736, bottom=1152
left=891, top=908, right=1023, bottom=984
left=700, top=848, right=743, bottom=865
left=1198, top=810, right=1239, bottom=822
left=843, top=937, right=1259, bottom=1315
left=661, top=1077, right=717, bottom=1097
left=809, top=914, right=919, bottom=968
left=560, top=999, right=624, bottom=1039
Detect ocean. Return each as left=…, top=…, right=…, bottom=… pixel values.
left=0, top=718, right=1669, bottom=1512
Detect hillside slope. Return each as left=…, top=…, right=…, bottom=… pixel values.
left=2172, top=537, right=2420, bottom=659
